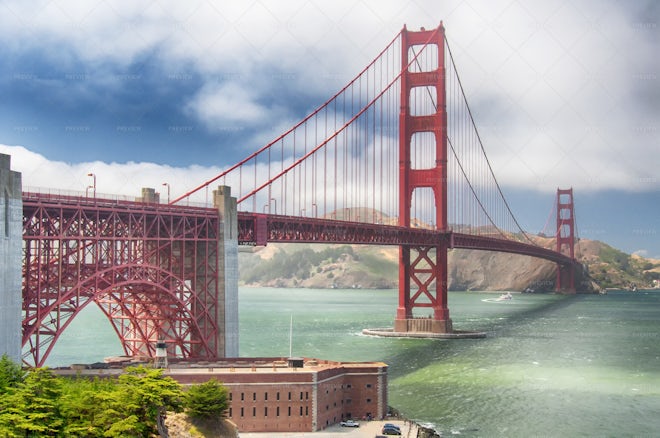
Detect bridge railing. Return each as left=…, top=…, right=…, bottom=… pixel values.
left=23, top=186, right=213, bottom=209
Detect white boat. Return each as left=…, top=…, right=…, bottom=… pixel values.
left=496, top=292, right=513, bottom=301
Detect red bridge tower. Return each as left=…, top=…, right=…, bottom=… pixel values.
left=395, top=24, right=452, bottom=334
left=556, top=188, right=576, bottom=292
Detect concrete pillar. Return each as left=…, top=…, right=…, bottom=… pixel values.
left=213, top=186, right=239, bottom=357
left=136, top=187, right=160, bottom=203
left=0, top=154, right=22, bottom=364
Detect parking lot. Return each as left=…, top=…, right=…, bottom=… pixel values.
left=239, top=419, right=417, bottom=437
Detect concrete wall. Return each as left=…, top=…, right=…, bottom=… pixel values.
left=0, top=154, right=22, bottom=363
left=214, top=186, right=239, bottom=357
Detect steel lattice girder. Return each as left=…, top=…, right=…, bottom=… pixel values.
left=21, top=194, right=221, bottom=367
left=236, top=213, right=574, bottom=266
left=237, top=213, right=448, bottom=246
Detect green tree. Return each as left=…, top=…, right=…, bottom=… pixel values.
left=114, top=366, right=184, bottom=436
left=184, top=379, right=229, bottom=419
left=0, top=367, right=63, bottom=436
left=0, top=354, right=24, bottom=394
left=59, top=376, right=118, bottom=437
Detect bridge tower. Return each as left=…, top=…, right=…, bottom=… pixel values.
left=556, top=188, right=576, bottom=292
left=395, top=23, right=452, bottom=334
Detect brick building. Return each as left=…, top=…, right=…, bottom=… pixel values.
left=167, top=357, right=388, bottom=433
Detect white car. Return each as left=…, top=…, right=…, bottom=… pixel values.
left=340, top=419, right=360, bottom=427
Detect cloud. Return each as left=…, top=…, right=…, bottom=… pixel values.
left=186, top=82, right=283, bottom=129
left=0, top=0, right=658, bottom=194
left=0, top=144, right=221, bottom=204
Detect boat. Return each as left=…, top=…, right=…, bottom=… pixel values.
left=495, top=292, right=513, bottom=301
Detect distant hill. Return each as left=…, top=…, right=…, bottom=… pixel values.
left=239, top=237, right=660, bottom=292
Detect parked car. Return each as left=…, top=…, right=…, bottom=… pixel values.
left=383, top=423, right=401, bottom=431
left=381, top=425, right=402, bottom=435
left=340, top=419, right=360, bottom=427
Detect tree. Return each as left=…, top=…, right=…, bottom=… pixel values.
left=0, top=367, right=63, bottom=436
left=58, top=376, right=119, bottom=437
left=0, top=354, right=24, bottom=394
left=115, top=366, right=184, bottom=435
left=184, top=379, right=229, bottom=419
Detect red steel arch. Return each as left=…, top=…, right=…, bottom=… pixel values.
left=21, top=192, right=222, bottom=367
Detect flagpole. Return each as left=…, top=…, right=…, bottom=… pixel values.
left=289, top=315, right=293, bottom=358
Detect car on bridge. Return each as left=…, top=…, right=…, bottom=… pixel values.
left=340, top=419, right=360, bottom=427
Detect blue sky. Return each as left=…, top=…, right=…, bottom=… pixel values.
left=0, top=0, right=658, bottom=258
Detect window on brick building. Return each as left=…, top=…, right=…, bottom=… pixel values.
left=264, top=407, right=268, bottom=417
left=300, top=391, right=303, bottom=400
left=366, top=384, right=372, bottom=388
left=265, top=392, right=268, bottom=401
left=229, top=407, right=232, bottom=417
left=367, top=398, right=372, bottom=403
left=240, top=407, right=244, bottom=417
left=241, top=392, right=244, bottom=401
left=306, top=406, right=308, bottom=415
left=288, top=406, right=291, bottom=416
left=253, top=392, right=256, bottom=401
left=277, top=392, right=280, bottom=400
left=252, top=407, right=256, bottom=417
left=277, top=406, right=280, bottom=417
left=288, top=392, right=291, bottom=400
left=306, top=391, right=309, bottom=399
left=300, top=406, right=303, bottom=416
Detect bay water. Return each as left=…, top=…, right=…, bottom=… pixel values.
left=47, top=288, right=660, bottom=437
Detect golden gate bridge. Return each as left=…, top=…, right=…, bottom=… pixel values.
left=8, top=23, right=582, bottom=367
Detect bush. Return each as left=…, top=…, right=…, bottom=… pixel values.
left=184, top=379, right=229, bottom=419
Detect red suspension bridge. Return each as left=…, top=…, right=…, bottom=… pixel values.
left=12, top=23, right=583, bottom=367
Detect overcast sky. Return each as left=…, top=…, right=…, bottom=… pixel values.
left=0, top=0, right=658, bottom=258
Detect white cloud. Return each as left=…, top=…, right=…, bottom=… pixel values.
left=186, top=82, right=280, bottom=129
left=1, top=144, right=221, bottom=205
left=0, top=0, right=657, bottom=194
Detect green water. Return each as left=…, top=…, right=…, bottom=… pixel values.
left=48, top=288, right=660, bottom=436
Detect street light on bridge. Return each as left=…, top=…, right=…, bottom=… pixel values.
left=162, top=182, right=170, bottom=204
left=270, top=198, right=277, bottom=215
left=87, top=173, right=96, bottom=199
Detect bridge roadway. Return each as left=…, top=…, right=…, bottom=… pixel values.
left=237, top=212, right=575, bottom=267
left=21, top=192, right=574, bottom=267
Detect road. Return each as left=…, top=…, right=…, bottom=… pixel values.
left=239, top=419, right=417, bottom=437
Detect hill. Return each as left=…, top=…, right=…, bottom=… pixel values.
left=238, top=238, right=660, bottom=292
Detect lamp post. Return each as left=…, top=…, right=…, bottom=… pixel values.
left=162, top=182, right=170, bottom=204
left=87, top=173, right=96, bottom=199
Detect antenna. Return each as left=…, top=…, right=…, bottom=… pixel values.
left=289, top=314, right=293, bottom=358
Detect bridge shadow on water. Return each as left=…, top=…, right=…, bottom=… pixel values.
left=379, top=293, right=585, bottom=380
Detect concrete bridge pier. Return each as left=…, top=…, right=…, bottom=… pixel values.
left=0, top=154, right=22, bottom=364
left=213, top=186, right=239, bottom=357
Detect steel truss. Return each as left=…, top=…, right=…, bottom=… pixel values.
left=22, top=193, right=220, bottom=367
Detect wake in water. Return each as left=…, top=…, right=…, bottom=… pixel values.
left=482, top=292, right=513, bottom=303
